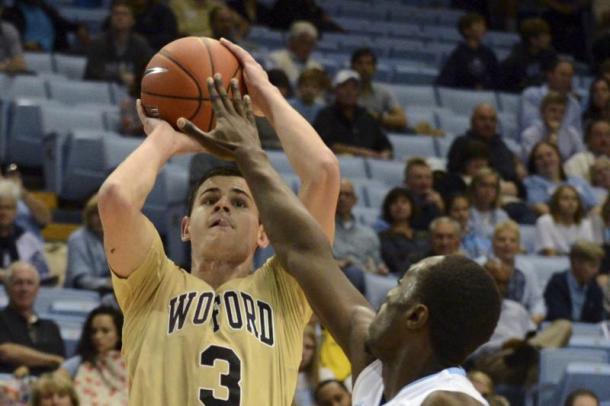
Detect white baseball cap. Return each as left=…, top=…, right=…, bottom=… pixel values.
left=332, top=69, right=360, bottom=87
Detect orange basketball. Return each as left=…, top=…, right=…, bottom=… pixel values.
left=140, top=37, right=245, bottom=131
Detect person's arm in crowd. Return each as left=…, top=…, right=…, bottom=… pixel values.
left=0, top=22, right=26, bottom=72
left=0, top=343, right=63, bottom=369
left=332, top=143, right=391, bottom=159
left=543, top=275, right=572, bottom=321
left=98, top=101, right=207, bottom=278
left=223, top=39, right=339, bottom=241
left=3, top=168, right=52, bottom=228
left=180, top=75, right=375, bottom=382
left=435, top=50, right=458, bottom=87
left=374, top=106, right=406, bottom=131
left=67, top=236, right=111, bottom=291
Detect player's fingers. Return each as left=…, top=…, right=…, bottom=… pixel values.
left=207, top=77, right=226, bottom=117
left=135, top=99, right=147, bottom=124
left=214, top=73, right=235, bottom=114
left=230, top=78, right=245, bottom=117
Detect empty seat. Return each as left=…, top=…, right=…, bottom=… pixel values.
left=48, top=80, right=112, bottom=105
left=498, top=111, right=518, bottom=140
left=367, top=159, right=405, bottom=186
left=55, top=54, right=87, bottom=80
left=485, top=31, right=520, bottom=49
left=421, top=26, right=461, bottom=43
left=3, top=75, right=48, bottom=99
left=519, top=225, right=536, bottom=253
left=391, top=85, right=438, bottom=109
left=267, top=151, right=294, bottom=174
left=438, top=114, right=470, bottom=135
left=24, top=52, right=54, bottom=74
left=393, top=61, right=439, bottom=81
left=350, top=178, right=383, bottom=208
left=364, top=182, right=392, bottom=208
left=569, top=336, right=610, bottom=358
left=339, top=156, right=368, bottom=179
left=406, top=109, right=438, bottom=128
left=438, top=87, right=497, bottom=115
left=389, top=134, right=437, bottom=160
left=498, top=92, right=519, bottom=115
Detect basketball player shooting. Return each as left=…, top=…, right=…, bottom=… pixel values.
left=97, top=39, right=339, bottom=405
left=178, top=43, right=502, bottom=406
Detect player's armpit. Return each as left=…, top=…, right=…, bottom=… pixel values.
left=422, top=391, right=485, bottom=406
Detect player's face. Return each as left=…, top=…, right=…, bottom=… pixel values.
left=183, top=176, right=264, bottom=263
left=91, top=314, right=119, bottom=355
left=316, top=382, right=351, bottom=406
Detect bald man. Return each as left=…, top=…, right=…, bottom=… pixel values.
left=0, top=261, right=64, bottom=375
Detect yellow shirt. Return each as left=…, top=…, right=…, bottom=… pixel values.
left=112, top=232, right=311, bottom=405
left=170, top=0, right=222, bottom=37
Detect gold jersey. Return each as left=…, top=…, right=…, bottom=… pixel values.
left=111, top=232, right=311, bottom=405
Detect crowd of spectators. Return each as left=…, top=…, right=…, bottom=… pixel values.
left=3, top=0, right=610, bottom=404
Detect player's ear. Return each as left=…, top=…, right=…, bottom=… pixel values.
left=180, top=215, right=191, bottom=242
left=404, top=304, right=428, bottom=330
left=256, top=224, right=269, bottom=248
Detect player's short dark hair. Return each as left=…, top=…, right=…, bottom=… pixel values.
left=457, top=13, right=485, bottom=36
left=77, top=306, right=123, bottom=364
left=186, top=165, right=243, bottom=215
left=414, top=256, right=501, bottom=366
left=313, top=379, right=349, bottom=403
left=381, top=187, right=417, bottom=224
left=351, top=48, right=377, bottom=66
left=564, top=389, right=599, bottom=406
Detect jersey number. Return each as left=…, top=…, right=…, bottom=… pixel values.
left=199, top=345, right=242, bottom=405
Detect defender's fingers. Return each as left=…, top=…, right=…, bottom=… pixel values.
left=178, top=118, right=236, bottom=161
left=213, top=73, right=235, bottom=114
left=230, top=78, right=245, bottom=117
left=243, top=95, right=256, bottom=127
left=207, top=77, right=226, bottom=117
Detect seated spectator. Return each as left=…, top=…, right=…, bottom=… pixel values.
left=84, top=1, right=152, bottom=96
left=313, top=379, right=351, bottom=406
left=378, top=188, right=429, bottom=276
left=468, top=168, right=509, bottom=243
left=545, top=240, right=605, bottom=322
left=0, top=21, right=26, bottom=73
left=30, top=372, right=79, bottom=406
left=65, top=195, right=111, bottom=293
left=289, top=68, right=326, bottom=123
left=499, top=17, right=556, bottom=93
left=582, top=78, right=610, bottom=125
left=0, top=180, right=48, bottom=278
left=519, top=57, right=582, bottom=133
left=590, top=157, right=610, bottom=205
left=267, top=0, right=343, bottom=32
left=535, top=186, right=595, bottom=256
left=209, top=4, right=239, bottom=41
left=565, top=119, right=610, bottom=182
left=428, top=217, right=463, bottom=256
left=437, top=139, right=491, bottom=200
left=333, top=179, right=386, bottom=291
left=294, top=325, right=334, bottom=406
left=170, top=0, right=221, bottom=37
left=488, top=221, right=546, bottom=324
left=447, top=194, right=490, bottom=258
left=436, top=13, right=499, bottom=90
left=268, top=21, right=322, bottom=85
left=472, top=260, right=571, bottom=387
left=131, top=0, right=178, bottom=50
left=314, top=70, right=392, bottom=159
left=447, top=103, right=523, bottom=189
left=1, top=0, right=86, bottom=52
left=521, top=91, right=585, bottom=161
left=253, top=68, right=292, bottom=150
left=403, top=158, right=444, bottom=230
left=525, top=142, right=598, bottom=213
left=565, top=389, right=600, bottom=406
left=227, top=0, right=271, bottom=26
left=3, top=163, right=52, bottom=241
left=350, top=48, right=406, bottom=132
left=60, top=306, right=127, bottom=404
left=0, top=261, right=64, bottom=376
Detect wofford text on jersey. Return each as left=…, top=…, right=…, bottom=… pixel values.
left=167, top=290, right=275, bottom=346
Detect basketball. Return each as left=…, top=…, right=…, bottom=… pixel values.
left=140, top=37, right=245, bottom=131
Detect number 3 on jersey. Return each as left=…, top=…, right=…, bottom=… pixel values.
left=199, top=345, right=242, bottom=405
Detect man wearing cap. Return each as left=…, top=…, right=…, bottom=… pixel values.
left=313, top=69, right=392, bottom=160
left=268, top=20, right=323, bottom=85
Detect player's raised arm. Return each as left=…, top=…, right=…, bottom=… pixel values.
left=98, top=102, right=206, bottom=277
left=180, top=75, right=373, bottom=376
left=221, top=38, right=340, bottom=241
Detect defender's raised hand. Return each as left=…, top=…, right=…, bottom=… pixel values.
left=178, top=74, right=260, bottom=161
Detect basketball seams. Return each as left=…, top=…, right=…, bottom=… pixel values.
left=200, top=37, right=217, bottom=129
left=158, top=50, right=203, bottom=121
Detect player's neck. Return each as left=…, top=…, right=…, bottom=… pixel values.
left=381, top=348, right=446, bottom=400
left=191, top=258, right=253, bottom=290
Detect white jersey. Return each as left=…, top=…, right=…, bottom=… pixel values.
left=352, top=360, right=488, bottom=406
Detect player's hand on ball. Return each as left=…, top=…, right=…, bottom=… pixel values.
left=178, top=74, right=261, bottom=161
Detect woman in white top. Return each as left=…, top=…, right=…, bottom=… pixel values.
left=535, top=185, right=594, bottom=256
left=467, top=168, right=509, bottom=243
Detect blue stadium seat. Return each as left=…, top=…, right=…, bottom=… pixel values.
left=569, top=336, right=610, bottom=359
left=555, top=363, right=610, bottom=405
left=519, top=225, right=536, bottom=253
left=58, top=7, right=109, bottom=33
left=110, top=82, right=130, bottom=104
left=338, top=34, right=374, bottom=54
left=367, top=159, right=404, bottom=187
left=333, top=17, right=370, bottom=31
left=352, top=206, right=380, bottom=226
left=24, top=52, right=55, bottom=74
left=385, top=22, right=422, bottom=38
left=534, top=348, right=609, bottom=406
left=350, top=178, right=383, bottom=208
left=393, top=66, right=437, bottom=85
left=267, top=150, right=294, bottom=175
left=55, top=54, right=87, bottom=80
left=388, top=134, right=437, bottom=160
left=421, top=26, right=461, bottom=43
left=406, top=109, right=438, bottom=128
left=364, top=182, right=392, bottom=208
left=498, top=92, right=520, bottom=115
left=339, top=156, right=368, bottom=179
left=484, top=31, right=520, bottom=49
left=337, top=3, right=387, bottom=20
left=3, top=75, right=48, bottom=99
left=391, top=85, right=438, bottom=109
left=515, top=255, right=569, bottom=292
left=364, top=272, right=398, bottom=310
left=435, top=134, right=456, bottom=156
left=48, top=80, right=112, bottom=105
left=436, top=9, right=464, bottom=26
left=438, top=87, right=497, bottom=115
left=498, top=111, right=518, bottom=140
left=438, top=114, right=470, bottom=135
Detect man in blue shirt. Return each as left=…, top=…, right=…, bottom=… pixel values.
left=544, top=240, right=606, bottom=323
